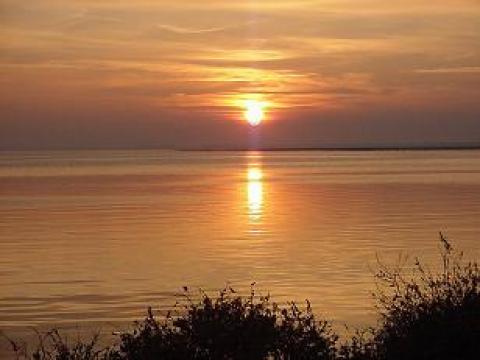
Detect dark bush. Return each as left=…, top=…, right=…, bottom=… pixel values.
left=337, top=329, right=377, bottom=360
left=371, top=233, right=480, bottom=360
left=115, top=286, right=337, bottom=360
left=1, top=329, right=116, bottom=360
left=5, top=286, right=337, bottom=360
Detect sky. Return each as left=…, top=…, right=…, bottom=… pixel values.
left=1, top=0, right=479, bottom=150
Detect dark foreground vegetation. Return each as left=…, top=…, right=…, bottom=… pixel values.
left=3, top=234, right=480, bottom=359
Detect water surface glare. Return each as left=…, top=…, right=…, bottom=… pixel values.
left=1, top=150, right=480, bottom=336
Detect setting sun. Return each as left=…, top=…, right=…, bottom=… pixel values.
left=244, top=100, right=265, bottom=126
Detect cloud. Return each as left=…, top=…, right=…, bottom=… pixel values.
left=415, top=67, right=480, bottom=74
left=154, top=24, right=230, bottom=35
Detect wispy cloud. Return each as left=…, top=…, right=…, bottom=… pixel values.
left=415, top=67, right=480, bottom=74
left=154, top=24, right=230, bottom=35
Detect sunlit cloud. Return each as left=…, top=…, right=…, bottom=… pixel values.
left=415, top=67, right=480, bottom=74
left=154, top=24, right=229, bottom=35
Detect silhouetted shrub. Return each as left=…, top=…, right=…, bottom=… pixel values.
left=5, top=286, right=337, bottom=360
left=337, top=329, right=377, bottom=360
left=371, top=233, right=480, bottom=360
left=115, top=286, right=337, bottom=360
left=1, top=329, right=116, bottom=360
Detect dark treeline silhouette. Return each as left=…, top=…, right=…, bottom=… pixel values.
left=3, top=234, right=480, bottom=360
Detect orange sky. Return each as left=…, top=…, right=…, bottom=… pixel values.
left=1, top=0, right=479, bottom=149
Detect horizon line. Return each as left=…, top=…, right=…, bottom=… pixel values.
left=1, top=144, right=480, bottom=152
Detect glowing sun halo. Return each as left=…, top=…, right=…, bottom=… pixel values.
left=244, top=100, right=265, bottom=126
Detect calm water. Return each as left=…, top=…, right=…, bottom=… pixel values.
left=1, top=150, right=480, bottom=341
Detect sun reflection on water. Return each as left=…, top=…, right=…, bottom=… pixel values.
left=247, top=165, right=263, bottom=221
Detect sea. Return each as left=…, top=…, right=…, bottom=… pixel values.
left=1, top=149, right=480, bottom=350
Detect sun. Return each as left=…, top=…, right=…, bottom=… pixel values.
left=244, top=100, right=265, bottom=126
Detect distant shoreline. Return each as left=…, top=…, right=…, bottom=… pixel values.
left=179, top=145, right=480, bottom=152
left=1, top=145, right=480, bottom=152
